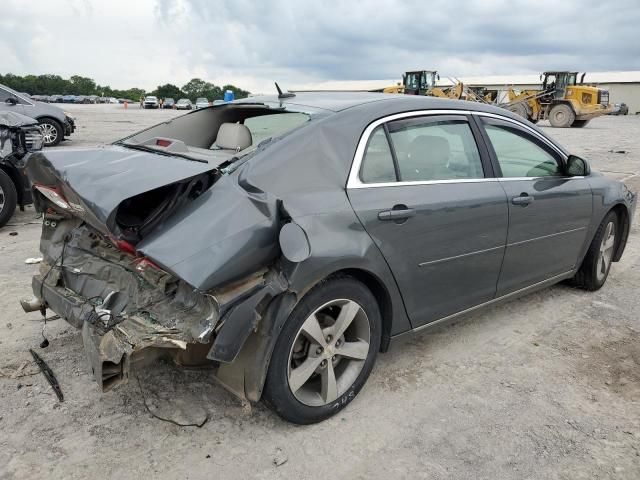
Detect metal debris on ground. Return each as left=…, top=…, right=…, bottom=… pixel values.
left=24, top=257, right=43, bottom=265
left=272, top=448, right=288, bottom=467
left=29, top=349, right=64, bottom=402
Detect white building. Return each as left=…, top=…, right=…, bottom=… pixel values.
left=293, top=71, right=640, bottom=114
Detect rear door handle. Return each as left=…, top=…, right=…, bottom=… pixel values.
left=378, top=206, right=416, bottom=221
left=511, top=193, right=533, bottom=206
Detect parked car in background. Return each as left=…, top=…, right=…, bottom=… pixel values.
left=62, top=95, right=76, bottom=103
left=75, top=95, right=87, bottom=104
left=22, top=92, right=636, bottom=424
left=106, top=97, right=119, bottom=104
left=143, top=96, right=159, bottom=109
left=212, top=99, right=225, bottom=105
left=175, top=98, right=193, bottom=110
left=610, top=103, right=629, bottom=115
left=163, top=98, right=175, bottom=109
left=0, top=111, right=43, bottom=227
left=0, top=84, right=75, bottom=147
left=195, top=97, right=209, bottom=109
left=50, top=95, right=63, bottom=103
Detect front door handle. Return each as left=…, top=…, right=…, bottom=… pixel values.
left=511, top=193, right=533, bottom=206
left=378, top=206, right=416, bottom=221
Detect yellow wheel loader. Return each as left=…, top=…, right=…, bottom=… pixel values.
left=503, top=72, right=612, bottom=127
left=382, top=70, right=464, bottom=99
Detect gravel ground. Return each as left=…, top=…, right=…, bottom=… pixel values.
left=1, top=104, right=639, bottom=480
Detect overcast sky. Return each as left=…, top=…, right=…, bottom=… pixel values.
left=2, top=0, right=639, bottom=93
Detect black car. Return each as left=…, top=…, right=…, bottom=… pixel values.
left=22, top=92, right=636, bottom=424
left=163, top=98, right=175, bottom=109
left=0, top=112, right=43, bottom=227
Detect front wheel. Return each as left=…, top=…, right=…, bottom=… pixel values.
left=38, top=117, right=63, bottom=146
left=0, top=169, right=18, bottom=228
left=549, top=104, right=575, bottom=127
left=573, top=211, right=619, bottom=291
left=263, top=277, right=381, bottom=424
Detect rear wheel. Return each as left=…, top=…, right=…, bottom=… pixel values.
left=572, top=119, right=590, bottom=128
left=573, top=210, right=619, bottom=291
left=38, top=117, right=63, bottom=146
left=263, top=277, right=381, bottom=424
left=0, top=170, right=18, bottom=228
left=548, top=104, right=575, bottom=128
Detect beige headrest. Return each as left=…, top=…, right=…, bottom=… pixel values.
left=214, top=123, right=252, bottom=151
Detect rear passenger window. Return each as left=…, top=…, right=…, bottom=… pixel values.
left=360, top=126, right=397, bottom=184
left=484, top=124, right=562, bottom=178
left=387, top=118, right=484, bottom=181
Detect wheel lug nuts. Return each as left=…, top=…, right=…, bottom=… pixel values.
left=332, top=355, right=337, bottom=361
left=335, top=339, right=341, bottom=347
left=320, top=360, right=327, bottom=368
left=316, top=346, right=323, bottom=355
left=326, top=335, right=333, bottom=342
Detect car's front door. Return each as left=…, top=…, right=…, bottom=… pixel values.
left=347, top=113, right=509, bottom=327
left=476, top=115, right=593, bottom=295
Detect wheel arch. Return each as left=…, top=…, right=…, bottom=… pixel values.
left=0, top=163, right=24, bottom=205
left=322, top=267, right=394, bottom=352
left=610, top=203, right=630, bottom=262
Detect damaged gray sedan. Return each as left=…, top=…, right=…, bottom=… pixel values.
left=22, top=92, right=636, bottom=424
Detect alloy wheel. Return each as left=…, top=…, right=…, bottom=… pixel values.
left=287, top=299, right=371, bottom=407
left=0, top=184, right=5, bottom=213
left=596, top=221, right=616, bottom=282
left=40, top=123, right=58, bottom=145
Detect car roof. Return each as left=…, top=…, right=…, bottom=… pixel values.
left=237, top=90, right=519, bottom=117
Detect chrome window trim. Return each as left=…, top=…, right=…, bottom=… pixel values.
left=346, top=108, right=570, bottom=190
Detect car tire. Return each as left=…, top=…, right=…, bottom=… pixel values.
left=572, top=119, right=590, bottom=128
left=38, top=117, right=63, bottom=147
left=548, top=104, right=575, bottom=128
left=572, top=210, right=619, bottom=291
left=263, top=277, right=382, bottom=424
left=0, top=169, right=18, bottom=228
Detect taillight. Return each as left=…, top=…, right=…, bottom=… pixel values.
left=34, top=185, right=71, bottom=210
left=134, top=257, right=164, bottom=272
left=113, top=239, right=137, bottom=255
left=155, top=139, right=172, bottom=147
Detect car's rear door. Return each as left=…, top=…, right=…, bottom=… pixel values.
left=347, top=112, right=509, bottom=327
left=475, top=114, right=593, bottom=295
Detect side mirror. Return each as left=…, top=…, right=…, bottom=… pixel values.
left=5, top=97, right=17, bottom=106
left=566, top=155, right=590, bottom=176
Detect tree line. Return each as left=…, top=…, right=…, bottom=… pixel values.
left=0, top=73, right=250, bottom=101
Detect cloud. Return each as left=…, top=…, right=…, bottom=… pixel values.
left=1, top=0, right=639, bottom=93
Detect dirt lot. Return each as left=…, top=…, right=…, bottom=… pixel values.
left=1, top=104, right=639, bottom=479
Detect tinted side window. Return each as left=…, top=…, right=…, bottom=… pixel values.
left=387, top=118, right=484, bottom=181
left=484, top=124, right=562, bottom=178
left=360, top=126, right=397, bottom=184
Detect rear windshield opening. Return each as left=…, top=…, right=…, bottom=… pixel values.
left=117, top=105, right=315, bottom=164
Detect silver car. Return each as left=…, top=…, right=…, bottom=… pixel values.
left=0, top=84, right=75, bottom=147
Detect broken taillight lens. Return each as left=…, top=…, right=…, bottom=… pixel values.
left=113, top=239, right=137, bottom=255
left=155, top=139, right=172, bottom=147
left=34, top=185, right=71, bottom=210
left=134, top=257, right=163, bottom=272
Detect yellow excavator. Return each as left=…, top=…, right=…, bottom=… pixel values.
left=502, top=71, right=612, bottom=127
left=382, top=70, right=464, bottom=99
